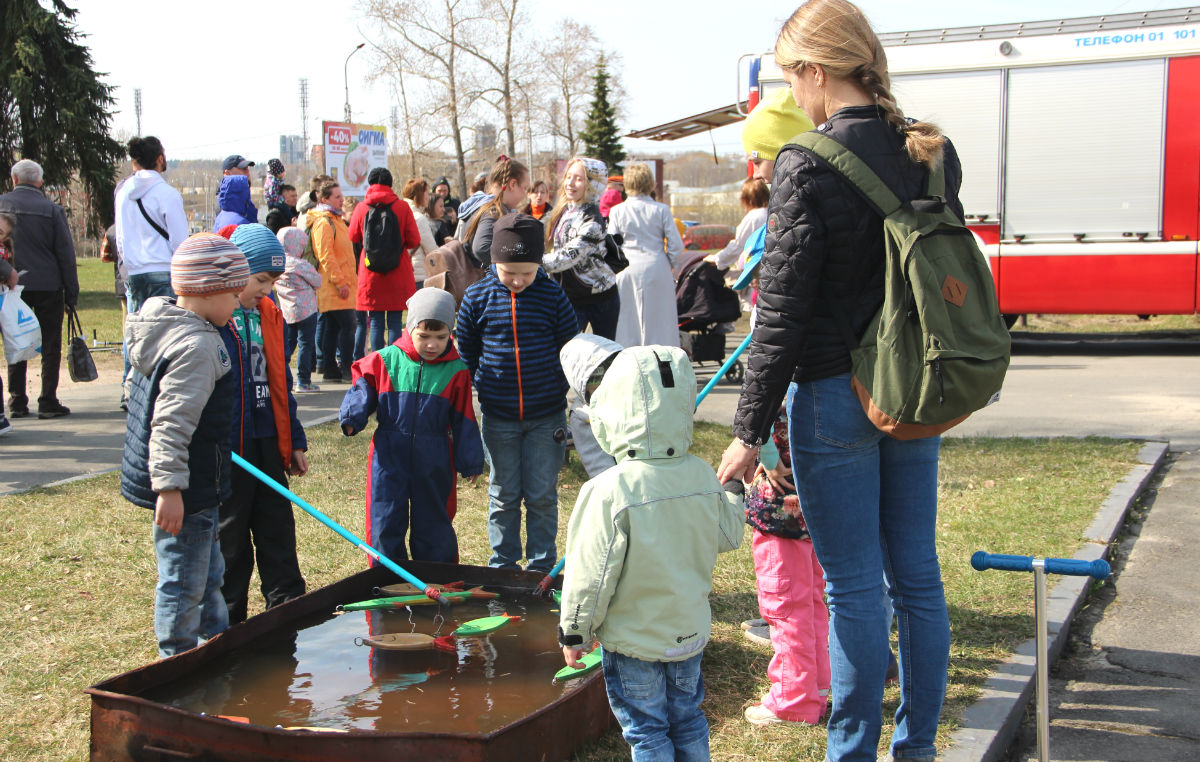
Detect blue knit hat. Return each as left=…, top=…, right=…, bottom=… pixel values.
left=230, top=223, right=286, bottom=274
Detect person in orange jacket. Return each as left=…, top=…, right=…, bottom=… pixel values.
left=310, top=181, right=358, bottom=381
left=220, top=224, right=309, bottom=624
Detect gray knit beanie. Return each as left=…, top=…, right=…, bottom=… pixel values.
left=406, top=288, right=458, bottom=332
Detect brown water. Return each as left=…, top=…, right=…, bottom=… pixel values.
left=141, top=594, right=584, bottom=734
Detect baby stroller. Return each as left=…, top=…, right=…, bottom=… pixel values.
left=675, top=252, right=744, bottom=384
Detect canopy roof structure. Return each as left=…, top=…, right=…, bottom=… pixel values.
left=626, top=100, right=749, bottom=142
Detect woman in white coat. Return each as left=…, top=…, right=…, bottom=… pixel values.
left=607, top=162, right=683, bottom=347
left=401, top=178, right=438, bottom=288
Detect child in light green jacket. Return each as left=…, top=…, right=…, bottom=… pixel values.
left=558, top=344, right=744, bottom=761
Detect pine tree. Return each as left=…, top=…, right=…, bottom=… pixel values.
left=579, top=54, right=626, bottom=169
left=1, top=0, right=124, bottom=232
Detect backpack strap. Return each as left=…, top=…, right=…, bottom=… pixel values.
left=789, top=131, right=903, bottom=217
left=787, top=131, right=904, bottom=355
left=136, top=198, right=170, bottom=241
left=926, top=157, right=945, bottom=198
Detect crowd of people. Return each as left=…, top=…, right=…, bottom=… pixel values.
left=0, top=1, right=957, bottom=759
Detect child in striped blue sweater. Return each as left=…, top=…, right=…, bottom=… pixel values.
left=455, top=212, right=579, bottom=573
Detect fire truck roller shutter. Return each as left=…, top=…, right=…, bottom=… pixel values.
left=1003, top=59, right=1165, bottom=242
left=891, top=70, right=1003, bottom=223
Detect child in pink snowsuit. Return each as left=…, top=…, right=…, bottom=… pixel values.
left=743, top=406, right=831, bottom=725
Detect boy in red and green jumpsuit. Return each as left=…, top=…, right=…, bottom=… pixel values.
left=339, top=288, right=484, bottom=563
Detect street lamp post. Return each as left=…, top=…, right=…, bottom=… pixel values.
left=344, top=42, right=365, bottom=122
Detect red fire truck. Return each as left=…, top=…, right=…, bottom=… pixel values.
left=738, top=8, right=1200, bottom=317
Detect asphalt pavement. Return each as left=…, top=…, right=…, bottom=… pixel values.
left=0, top=378, right=347, bottom=494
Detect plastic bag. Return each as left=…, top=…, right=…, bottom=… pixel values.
left=0, top=285, right=42, bottom=364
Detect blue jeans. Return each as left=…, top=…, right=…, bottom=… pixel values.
left=126, top=270, right=175, bottom=315
left=285, top=313, right=318, bottom=384
left=603, top=650, right=709, bottom=762
left=124, top=271, right=175, bottom=395
left=367, top=310, right=404, bottom=351
left=786, top=375, right=947, bottom=762
left=321, top=309, right=356, bottom=377
left=480, top=410, right=566, bottom=573
left=571, top=291, right=620, bottom=340
left=153, top=506, right=229, bottom=658
left=314, top=312, right=327, bottom=369
left=354, top=310, right=367, bottom=360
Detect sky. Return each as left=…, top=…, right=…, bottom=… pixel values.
left=71, top=0, right=1185, bottom=163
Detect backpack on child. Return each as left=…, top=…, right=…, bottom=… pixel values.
left=300, top=215, right=320, bottom=272
left=361, top=202, right=403, bottom=273
left=791, top=131, right=1010, bottom=440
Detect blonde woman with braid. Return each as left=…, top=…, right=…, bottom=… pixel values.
left=716, top=1, right=961, bottom=759
left=542, top=157, right=620, bottom=339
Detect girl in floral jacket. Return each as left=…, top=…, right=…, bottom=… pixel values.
left=275, top=227, right=322, bottom=391
left=743, top=406, right=831, bottom=726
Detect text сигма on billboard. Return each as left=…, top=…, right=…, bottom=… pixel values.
left=322, top=121, right=388, bottom=197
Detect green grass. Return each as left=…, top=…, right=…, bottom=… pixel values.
left=73, top=257, right=127, bottom=347
left=1011, top=312, right=1200, bottom=334
left=0, top=426, right=1139, bottom=761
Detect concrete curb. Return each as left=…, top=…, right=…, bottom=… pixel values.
left=942, top=439, right=1169, bottom=762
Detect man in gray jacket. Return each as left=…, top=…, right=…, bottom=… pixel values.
left=0, top=159, right=78, bottom=419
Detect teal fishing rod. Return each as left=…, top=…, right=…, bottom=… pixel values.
left=534, top=557, right=566, bottom=596
left=695, top=332, right=753, bottom=409
left=231, top=452, right=446, bottom=603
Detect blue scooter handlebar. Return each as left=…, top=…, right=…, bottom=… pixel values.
left=971, top=551, right=1110, bottom=580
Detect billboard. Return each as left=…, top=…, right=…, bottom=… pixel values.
left=322, top=121, right=388, bottom=197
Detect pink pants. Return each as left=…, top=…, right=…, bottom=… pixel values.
left=753, top=530, right=831, bottom=723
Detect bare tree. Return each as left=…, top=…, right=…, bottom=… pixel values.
left=361, top=0, right=485, bottom=196
left=365, top=39, right=443, bottom=178
left=540, top=19, right=598, bottom=157
left=451, top=0, right=537, bottom=159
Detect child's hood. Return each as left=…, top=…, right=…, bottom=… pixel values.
left=125, top=297, right=225, bottom=376
left=217, top=175, right=251, bottom=212
left=590, top=344, right=695, bottom=464
left=560, top=333, right=622, bottom=402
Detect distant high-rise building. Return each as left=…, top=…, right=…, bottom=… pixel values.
left=279, top=135, right=306, bottom=167
left=474, top=123, right=497, bottom=153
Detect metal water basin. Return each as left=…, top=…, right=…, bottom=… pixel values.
left=87, top=561, right=613, bottom=761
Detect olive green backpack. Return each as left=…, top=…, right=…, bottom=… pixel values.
left=791, top=131, right=1010, bottom=439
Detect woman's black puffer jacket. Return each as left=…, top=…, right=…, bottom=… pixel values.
left=732, top=104, right=964, bottom=446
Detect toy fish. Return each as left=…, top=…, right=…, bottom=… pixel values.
left=339, top=587, right=497, bottom=612
left=375, top=581, right=466, bottom=596
left=356, top=632, right=457, bottom=652
left=453, top=613, right=521, bottom=637
left=554, top=648, right=603, bottom=681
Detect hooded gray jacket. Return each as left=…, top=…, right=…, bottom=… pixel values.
left=120, top=298, right=235, bottom=509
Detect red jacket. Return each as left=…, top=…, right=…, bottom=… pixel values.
left=348, top=184, right=421, bottom=311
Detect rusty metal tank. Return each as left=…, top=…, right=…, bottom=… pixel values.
left=87, top=562, right=614, bottom=762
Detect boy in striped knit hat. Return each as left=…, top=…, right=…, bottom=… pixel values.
left=120, top=232, right=249, bottom=657
left=456, top=212, right=579, bottom=573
